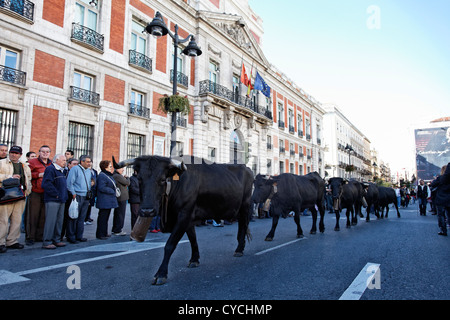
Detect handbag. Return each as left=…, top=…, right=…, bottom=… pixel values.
left=0, top=178, right=26, bottom=205
left=101, top=172, right=121, bottom=197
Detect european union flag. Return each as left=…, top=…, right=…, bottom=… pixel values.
left=254, top=72, right=271, bottom=98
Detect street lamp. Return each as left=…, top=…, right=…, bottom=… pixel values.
left=345, top=144, right=354, bottom=177
left=146, top=11, right=202, bottom=158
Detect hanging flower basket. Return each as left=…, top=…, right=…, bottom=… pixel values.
left=158, top=93, right=191, bottom=115
left=345, top=165, right=355, bottom=172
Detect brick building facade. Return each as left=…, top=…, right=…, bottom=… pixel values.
left=0, top=0, right=325, bottom=176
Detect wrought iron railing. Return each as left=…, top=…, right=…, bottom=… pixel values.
left=170, top=69, right=189, bottom=87
left=0, top=65, right=26, bottom=86
left=199, top=80, right=273, bottom=120
left=289, top=125, right=295, bottom=134
left=71, top=23, right=104, bottom=52
left=0, top=0, right=34, bottom=21
left=129, top=50, right=152, bottom=73
left=129, top=103, right=150, bottom=119
left=70, top=86, right=100, bottom=105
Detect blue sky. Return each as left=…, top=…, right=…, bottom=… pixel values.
left=248, top=0, right=450, bottom=175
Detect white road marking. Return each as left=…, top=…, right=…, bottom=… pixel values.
left=255, top=237, right=307, bottom=256
left=339, top=262, right=381, bottom=300
left=0, top=240, right=188, bottom=286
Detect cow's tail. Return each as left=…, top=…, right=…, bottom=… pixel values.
left=246, top=227, right=252, bottom=243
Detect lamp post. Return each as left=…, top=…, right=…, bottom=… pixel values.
left=146, top=12, right=202, bottom=158
left=345, top=144, right=354, bottom=178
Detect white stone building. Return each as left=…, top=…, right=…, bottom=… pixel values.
left=0, top=0, right=324, bottom=176
left=322, top=104, right=373, bottom=180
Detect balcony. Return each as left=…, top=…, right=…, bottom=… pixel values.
left=170, top=69, right=188, bottom=88
left=298, top=130, right=303, bottom=138
left=199, top=80, right=273, bottom=121
left=267, top=142, right=272, bottom=150
left=129, top=103, right=150, bottom=119
left=290, top=150, right=295, bottom=157
left=317, top=138, right=322, bottom=145
left=0, top=65, right=26, bottom=86
left=306, top=134, right=311, bottom=141
left=289, top=125, right=295, bottom=134
left=279, top=147, right=285, bottom=154
left=0, top=0, right=34, bottom=23
left=129, top=50, right=152, bottom=73
left=70, top=86, right=100, bottom=106
left=278, top=120, right=285, bottom=129
left=71, top=23, right=104, bottom=53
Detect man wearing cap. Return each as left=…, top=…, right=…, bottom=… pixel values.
left=0, top=146, right=32, bottom=253
left=26, top=145, right=52, bottom=245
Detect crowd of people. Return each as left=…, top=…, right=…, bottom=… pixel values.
left=0, top=144, right=161, bottom=253
left=0, top=143, right=448, bottom=254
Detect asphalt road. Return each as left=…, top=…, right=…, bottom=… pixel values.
left=0, top=202, right=448, bottom=301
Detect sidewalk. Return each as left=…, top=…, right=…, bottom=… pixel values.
left=18, top=205, right=135, bottom=250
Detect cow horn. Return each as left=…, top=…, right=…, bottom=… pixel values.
left=112, top=156, right=136, bottom=169
left=170, top=159, right=187, bottom=171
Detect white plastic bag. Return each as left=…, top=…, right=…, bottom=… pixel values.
left=68, top=198, right=79, bottom=219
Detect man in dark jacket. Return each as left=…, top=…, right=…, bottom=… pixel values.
left=41, top=154, right=68, bottom=249
left=431, top=163, right=450, bottom=236
left=416, top=179, right=430, bottom=215
left=129, top=170, right=140, bottom=229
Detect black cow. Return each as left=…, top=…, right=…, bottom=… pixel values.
left=328, top=178, right=364, bottom=230
left=113, top=155, right=254, bottom=285
left=363, top=182, right=379, bottom=222
left=377, top=186, right=401, bottom=218
left=252, top=172, right=325, bottom=241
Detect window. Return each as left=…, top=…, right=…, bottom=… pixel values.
left=267, top=135, right=272, bottom=150
left=288, top=109, right=294, bottom=133
left=297, top=113, right=303, bottom=136
left=267, top=159, right=272, bottom=175
left=0, top=46, right=26, bottom=85
left=68, top=121, right=94, bottom=159
left=0, top=108, right=17, bottom=146
left=130, top=90, right=144, bottom=108
left=131, top=20, right=146, bottom=55
left=72, top=0, right=103, bottom=52
left=0, top=47, right=18, bottom=70
left=172, top=47, right=183, bottom=74
left=277, top=102, right=285, bottom=128
left=74, top=71, right=93, bottom=91
left=208, top=147, right=216, bottom=163
left=75, top=0, right=99, bottom=31
left=176, top=141, right=184, bottom=157
left=71, top=71, right=99, bottom=105
left=209, top=61, right=218, bottom=84
left=127, top=133, right=145, bottom=176
left=232, top=74, right=239, bottom=103
left=279, top=161, right=284, bottom=174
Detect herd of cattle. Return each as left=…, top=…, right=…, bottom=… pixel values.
left=113, top=155, right=401, bottom=285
